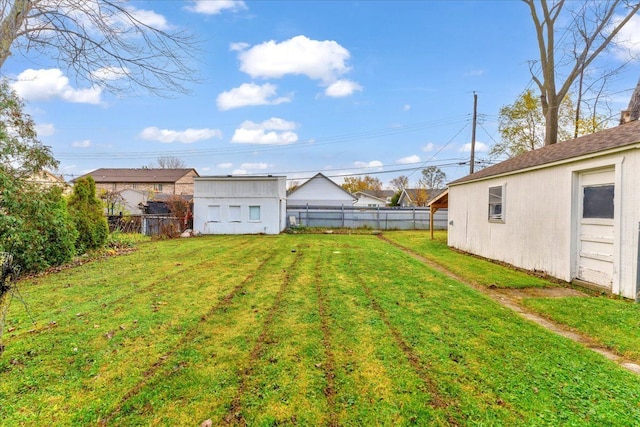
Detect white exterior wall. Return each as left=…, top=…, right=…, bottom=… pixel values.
left=354, top=193, right=386, bottom=207
left=287, top=176, right=355, bottom=207
left=448, top=149, right=640, bottom=298
left=193, top=177, right=286, bottom=235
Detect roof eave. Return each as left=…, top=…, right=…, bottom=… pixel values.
left=450, top=142, right=640, bottom=186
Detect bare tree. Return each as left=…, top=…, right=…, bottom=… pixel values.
left=154, top=156, right=187, bottom=169
left=523, top=0, right=640, bottom=145
left=389, top=175, right=409, bottom=192
left=0, top=0, right=199, bottom=95
left=420, top=166, right=447, bottom=190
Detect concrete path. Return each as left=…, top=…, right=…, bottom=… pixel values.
left=379, top=235, right=640, bottom=376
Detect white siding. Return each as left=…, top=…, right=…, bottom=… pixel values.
left=448, top=149, right=640, bottom=299
left=287, top=175, right=356, bottom=207
left=193, top=176, right=286, bottom=235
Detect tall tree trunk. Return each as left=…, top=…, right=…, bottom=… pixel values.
left=0, top=0, right=29, bottom=69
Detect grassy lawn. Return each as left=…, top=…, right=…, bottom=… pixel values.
left=523, top=296, right=640, bottom=361
left=1, top=234, right=640, bottom=425
left=383, top=230, right=557, bottom=288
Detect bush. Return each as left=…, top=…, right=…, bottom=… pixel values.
left=67, top=176, right=109, bottom=254
left=0, top=172, right=77, bottom=272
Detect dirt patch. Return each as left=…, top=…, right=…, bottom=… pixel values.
left=493, top=286, right=587, bottom=301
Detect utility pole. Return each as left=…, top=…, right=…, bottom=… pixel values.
left=470, top=92, right=478, bottom=174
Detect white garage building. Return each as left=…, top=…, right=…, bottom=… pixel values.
left=193, top=175, right=287, bottom=235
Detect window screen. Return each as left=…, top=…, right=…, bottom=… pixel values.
left=249, top=206, right=261, bottom=221
left=583, top=185, right=614, bottom=219
left=488, top=185, right=503, bottom=221
left=229, top=205, right=241, bottom=222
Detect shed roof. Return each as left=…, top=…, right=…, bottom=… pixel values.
left=77, top=168, right=198, bottom=183
left=450, top=119, right=640, bottom=186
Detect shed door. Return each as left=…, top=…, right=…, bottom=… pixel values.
left=576, top=168, right=615, bottom=289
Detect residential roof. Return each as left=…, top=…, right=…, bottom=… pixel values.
left=450, top=119, right=640, bottom=186
left=288, top=172, right=357, bottom=200
left=76, top=168, right=198, bottom=183
left=353, top=191, right=387, bottom=203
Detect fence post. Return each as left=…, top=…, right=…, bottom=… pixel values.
left=341, top=204, right=345, bottom=228
left=377, top=205, right=380, bottom=229
left=413, top=207, right=416, bottom=229
left=306, top=203, right=309, bottom=227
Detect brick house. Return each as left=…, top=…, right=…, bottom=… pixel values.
left=75, top=168, right=199, bottom=195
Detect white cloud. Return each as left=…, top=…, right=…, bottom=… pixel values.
left=35, top=123, right=55, bottom=137
left=354, top=160, right=383, bottom=168
left=231, top=118, right=298, bottom=145
left=72, top=139, right=92, bottom=148
left=139, top=126, right=223, bottom=143
left=218, top=162, right=233, bottom=168
left=325, top=79, right=362, bottom=97
left=232, top=169, right=248, bottom=175
left=12, top=69, right=102, bottom=104
left=127, top=7, right=171, bottom=30
left=187, top=0, right=247, bottom=15
left=422, top=143, right=434, bottom=152
left=91, top=66, right=130, bottom=81
left=240, top=162, right=269, bottom=170
left=612, top=14, right=640, bottom=60
left=217, top=83, right=292, bottom=110
left=397, top=155, right=421, bottom=164
left=230, top=42, right=250, bottom=52
left=238, top=35, right=351, bottom=83
left=403, top=104, right=411, bottom=111
left=459, top=141, right=489, bottom=152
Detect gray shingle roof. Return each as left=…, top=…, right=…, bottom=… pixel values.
left=450, top=119, right=640, bottom=186
left=77, top=168, right=198, bottom=183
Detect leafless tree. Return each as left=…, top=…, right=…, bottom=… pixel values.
left=523, top=0, right=640, bottom=145
left=0, top=0, right=199, bottom=95
left=154, top=156, right=187, bottom=169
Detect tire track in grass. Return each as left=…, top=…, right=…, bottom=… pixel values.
left=100, top=248, right=280, bottom=426
left=313, top=253, right=338, bottom=427
left=344, top=249, right=455, bottom=413
left=223, top=249, right=302, bottom=426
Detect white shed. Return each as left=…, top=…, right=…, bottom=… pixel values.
left=287, top=173, right=357, bottom=207
left=448, top=119, right=640, bottom=299
left=353, top=191, right=387, bottom=207
left=193, top=176, right=287, bottom=235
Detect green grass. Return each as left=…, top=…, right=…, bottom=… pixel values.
left=383, top=230, right=557, bottom=288
left=523, top=296, right=640, bottom=361
left=1, top=234, right=640, bottom=425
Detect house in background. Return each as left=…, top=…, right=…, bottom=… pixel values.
left=28, top=170, right=71, bottom=194
left=287, top=172, right=357, bottom=207
left=397, top=188, right=444, bottom=207
left=76, top=168, right=199, bottom=196
left=193, top=175, right=287, bottom=235
left=448, top=114, right=640, bottom=299
left=353, top=191, right=388, bottom=207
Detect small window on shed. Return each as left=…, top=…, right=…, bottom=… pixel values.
left=488, top=185, right=504, bottom=222
left=154, top=183, right=163, bottom=191
left=208, top=205, right=220, bottom=222
left=229, top=205, right=241, bottom=222
left=249, top=206, right=261, bottom=221
left=583, top=184, right=614, bottom=219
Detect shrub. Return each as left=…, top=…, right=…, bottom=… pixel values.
left=67, top=176, right=109, bottom=254
left=0, top=172, right=77, bottom=272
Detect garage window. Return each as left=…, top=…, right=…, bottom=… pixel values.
left=249, top=205, right=261, bottom=221
left=583, top=185, right=614, bottom=219
left=229, top=205, right=241, bottom=222
left=208, top=205, right=220, bottom=222
left=488, top=185, right=504, bottom=222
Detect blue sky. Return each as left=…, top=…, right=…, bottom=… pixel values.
left=4, top=0, right=640, bottom=187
